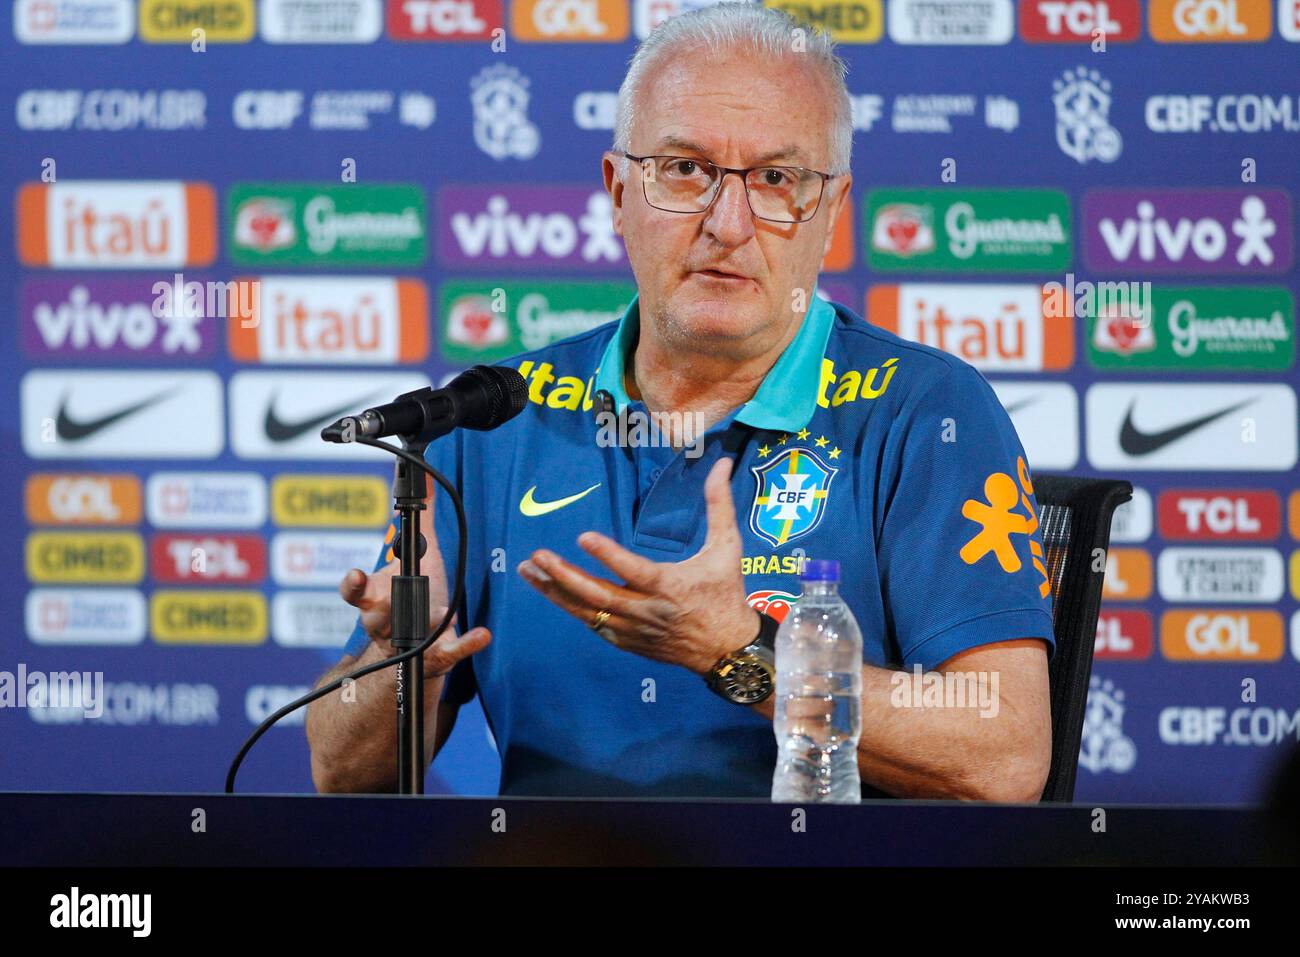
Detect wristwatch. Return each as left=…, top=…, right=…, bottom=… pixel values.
left=705, top=610, right=779, bottom=705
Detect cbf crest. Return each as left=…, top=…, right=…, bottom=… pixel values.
left=1053, top=66, right=1121, bottom=165
left=749, top=447, right=838, bottom=548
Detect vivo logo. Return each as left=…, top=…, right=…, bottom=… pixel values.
left=1084, top=190, right=1292, bottom=274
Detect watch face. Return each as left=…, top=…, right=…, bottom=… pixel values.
left=715, top=654, right=774, bottom=705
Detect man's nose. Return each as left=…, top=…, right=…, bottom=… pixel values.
left=701, top=171, right=756, bottom=245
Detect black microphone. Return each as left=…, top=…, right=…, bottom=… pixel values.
left=321, top=365, right=528, bottom=444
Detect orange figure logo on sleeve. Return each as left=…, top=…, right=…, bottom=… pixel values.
left=960, top=456, right=1052, bottom=598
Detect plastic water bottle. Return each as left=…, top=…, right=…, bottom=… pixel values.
left=771, top=559, right=863, bottom=803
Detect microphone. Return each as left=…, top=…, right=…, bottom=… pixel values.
left=321, top=365, right=528, bottom=444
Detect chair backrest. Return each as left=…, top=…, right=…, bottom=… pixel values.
left=1031, top=475, right=1133, bottom=802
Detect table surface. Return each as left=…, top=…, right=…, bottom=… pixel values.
left=1, top=792, right=1291, bottom=866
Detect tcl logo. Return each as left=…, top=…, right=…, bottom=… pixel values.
left=1019, top=1, right=1141, bottom=42
left=1162, top=610, right=1283, bottom=661
left=1094, top=609, right=1152, bottom=659
left=150, top=534, right=266, bottom=583
left=388, top=0, right=500, bottom=38
left=1157, top=490, right=1281, bottom=541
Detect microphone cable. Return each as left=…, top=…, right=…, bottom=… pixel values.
left=225, top=436, right=467, bottom=794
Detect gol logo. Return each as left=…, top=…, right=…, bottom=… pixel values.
left=511, top=0, right=629, bottom=39
left=139, top=0, right=256, bottom=42
left=271, top=476, right=389, bottom=527
left=1160, top=610, right=1283, bottom=661
left=1149, top=0, right=1272, bottom=41
left=25, top=531, right=145, bottom=583
left=1101, top=548, right=1153, bottom=601
left=25, top=474, right=142, bottom=525
left=1288, top=491, right=1300, bottom=540
left=151, top=591, right=267, bottom=644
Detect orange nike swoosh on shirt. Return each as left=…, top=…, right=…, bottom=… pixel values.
left=519, top=483, right=602, bottom=517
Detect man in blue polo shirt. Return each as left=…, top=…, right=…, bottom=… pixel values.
left=306, top=5, right=1055, bottom=800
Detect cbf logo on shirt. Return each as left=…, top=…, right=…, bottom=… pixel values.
left=749, top=446, right=838, bottom=547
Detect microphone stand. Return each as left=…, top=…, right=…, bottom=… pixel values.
left=390, top=432, right=430, bottom=794
left=229, top=366, right=516, bottom=795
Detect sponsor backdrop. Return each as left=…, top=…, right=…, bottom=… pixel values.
left=2, top=0, right=1298, bottom=802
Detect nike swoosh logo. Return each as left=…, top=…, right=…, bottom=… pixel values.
left=1118, top=398, right=1254, bottom=456
left=1003, top=395, right=1038, bottom=416
left=55, top=387, right=178, bottom=441
left=264, top=392, right=381, bottom=443
left=519, top=483, right=601, bottom=517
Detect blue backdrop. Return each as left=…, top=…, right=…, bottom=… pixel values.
left=2, top=0, right=1298, bottom=803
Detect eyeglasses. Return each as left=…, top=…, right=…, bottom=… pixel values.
left=614, top=151, right=839, bottom=224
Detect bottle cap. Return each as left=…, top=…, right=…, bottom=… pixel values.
left=800, top=559, right=840, bottom=582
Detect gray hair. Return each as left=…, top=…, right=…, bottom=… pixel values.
left=613, top=3, right=853, bottom=176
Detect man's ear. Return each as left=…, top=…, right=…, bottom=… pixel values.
left=820, top=173, right=852, bottom=260
left=602, top=152, right=625, bottom=237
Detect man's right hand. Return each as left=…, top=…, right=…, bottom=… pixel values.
left=338, top=564, right=490, bottom=679
left=338, top=474, right=489, bottom=678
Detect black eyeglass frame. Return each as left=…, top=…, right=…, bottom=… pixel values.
left=613, top=150, right=843, bottom=225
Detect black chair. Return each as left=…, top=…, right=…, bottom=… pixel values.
left=1032, top=475, right=1133, bottom=802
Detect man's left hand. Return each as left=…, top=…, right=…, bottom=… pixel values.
left=517, top=456, right=758, bottom=676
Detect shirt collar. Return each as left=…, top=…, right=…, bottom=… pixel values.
left=593, top=292, right=837, bottom=433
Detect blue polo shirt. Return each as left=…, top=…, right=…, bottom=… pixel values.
left=341, top=293, right=1055, bottom=798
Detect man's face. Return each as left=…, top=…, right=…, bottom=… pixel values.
left=603, top=47, right=851, bottom=352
